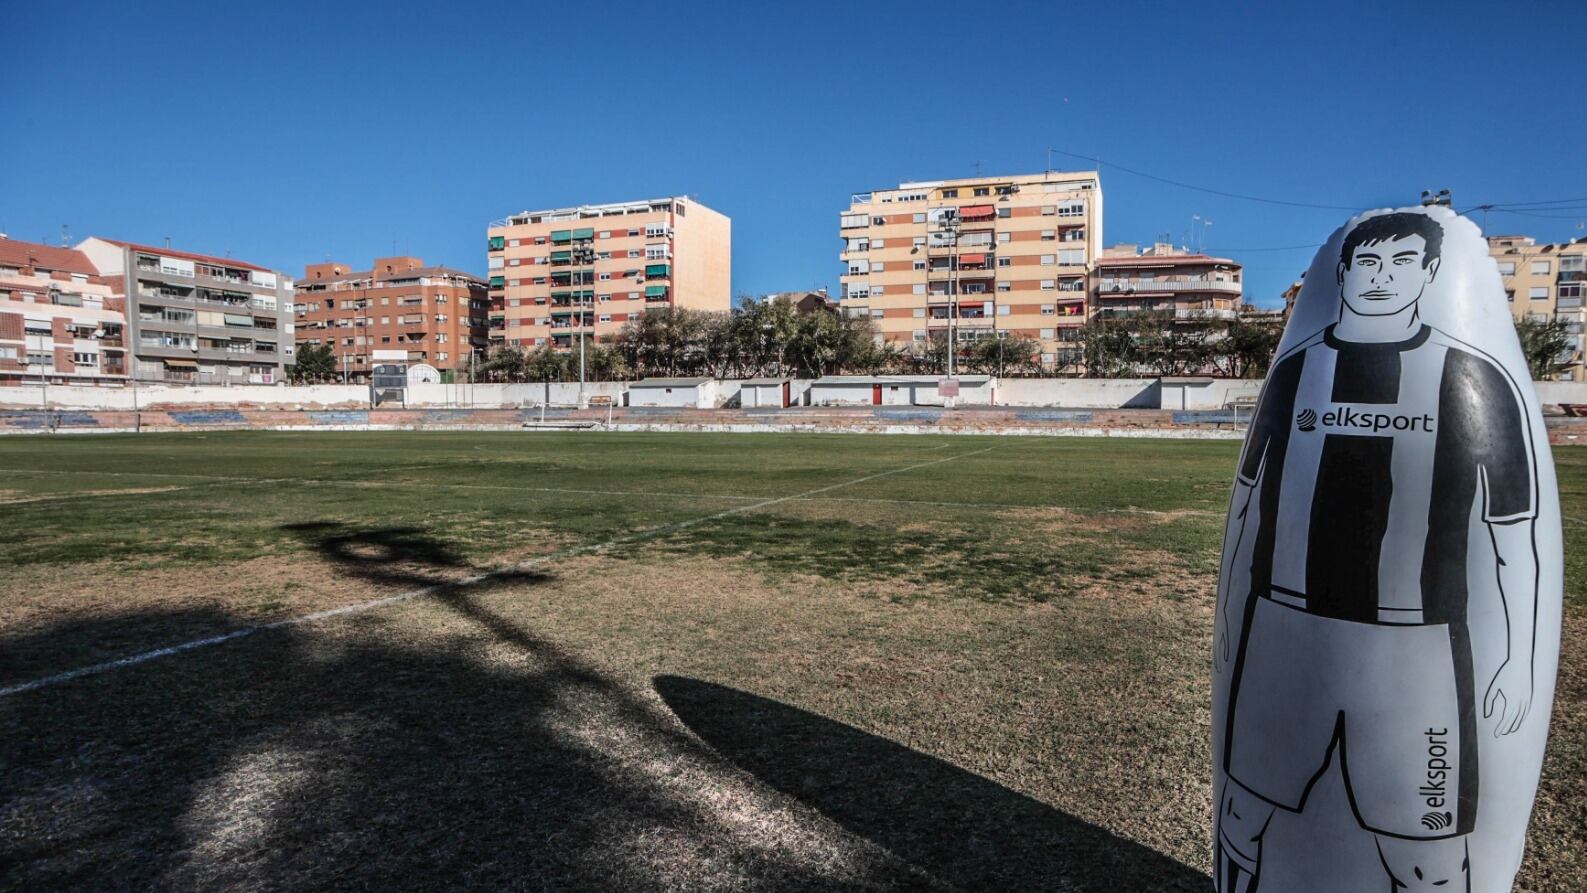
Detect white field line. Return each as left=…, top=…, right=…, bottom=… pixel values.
left=0, top=467, right=1214, bottom=517
left=0, top=447, right=995, bottom=698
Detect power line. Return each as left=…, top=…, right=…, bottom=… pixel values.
left=1048, top=148, right=1362, bottom=211
left=1205, top=243, right=1322, bottom=252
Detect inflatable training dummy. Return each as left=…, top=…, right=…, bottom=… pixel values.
left=1211, top=206, right=1562, bottom=892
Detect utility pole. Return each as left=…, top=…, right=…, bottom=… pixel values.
left=572, top=243, right=595, bottom=407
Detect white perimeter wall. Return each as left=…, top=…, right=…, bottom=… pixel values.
left=8, top=378, right=1587, bottom=411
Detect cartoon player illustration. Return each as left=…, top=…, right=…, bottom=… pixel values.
left=1213, top=212, right=1540, bottom=892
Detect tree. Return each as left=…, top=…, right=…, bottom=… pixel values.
left=525, top=344, right=568, bottom=382
left=1514, top=317, right=1576, bottom=380
left=480, top=347, right=526, bottom=382
left=289, top=343, right=336, bottom=383
left=1080, top=315, right=1141, bottom=378
left=1210, top=317, right=1284, bottom=379
left=965, top=335, right=1041, bottom=376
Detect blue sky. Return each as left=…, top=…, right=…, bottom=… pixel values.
left=4, top=0, right=1584, bottom=307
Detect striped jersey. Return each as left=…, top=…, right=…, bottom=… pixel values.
left=1237, top=324, right=1536, bottom=625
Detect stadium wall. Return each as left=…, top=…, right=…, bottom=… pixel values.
left=3, top=378, right=1586, bottom=414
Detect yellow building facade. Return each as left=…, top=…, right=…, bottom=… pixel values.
left=487, top=197, right=731, bottom=350
left=837, top=171, right=1101, bottom=370
left=1489, top=235, right=1587, bottom=380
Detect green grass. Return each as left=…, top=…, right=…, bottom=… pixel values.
left=0, top=431, right=1581, bottom=891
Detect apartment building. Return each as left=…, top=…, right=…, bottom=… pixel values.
left=1489, top=234, right=1587, bottom=380
left=1091, top=243, right=1244, bottom=321
left=837, top=171, right=1102, bottom=369
left=77, top=238, right=293, bottom=384
left=0, top=237, right=128, bottom=385
left=294, top=257, right=489, bottom=380
left=486, top=196, right=731, bottom=350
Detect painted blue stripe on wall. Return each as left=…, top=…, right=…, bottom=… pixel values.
left=1014, top=409, right=1095, bottom=422
left=169, top=410, right=247, bottom=425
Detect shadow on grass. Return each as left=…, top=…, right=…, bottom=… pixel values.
left=1, top=521, right=1207, bottom=890
left=656, top=675, right=1206, bottom=892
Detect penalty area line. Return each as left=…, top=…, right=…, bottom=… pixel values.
left=0, top=446, right=994, bottom=699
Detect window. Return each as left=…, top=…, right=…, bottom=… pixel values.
left=997, top=207, right=1011, bottom=218
left=1530, top=287, right=1550, bottom=300
left=872, top=262, right=884, bottom=272
left=26, top=352, right=53, bottom=365
left=1040, top=255, right=1056, bottom=266
left=1040, top=329, right=1055, bottom=340
left=1040, top=280, right=1056, bottom=291
left=23, top=321, right=52, bottom=336
left=913, top=284, right=927, bottom=295
left=873, top=239, right=885, bottom=248
left=1041, top=205, right=1056, bottom=216
left=872, top=216, right=886, bottom=226
left=872, top=286, right=885, bottom=295
left=1057, top=201, right=1086, bottom=217
left=1497, top=262, right=1516, bottom=276
left=997, top=282, right=1011, bottom=292
left=997, top=257, right=1012, bottom=267
left=912, top=213, right=926, bottom=223
left=1041, top=305, right=1056, bottom=315
left=912, top=236, right=927, bottom=248
left=73, top=352, right=98, bottom=365
left=973, top=187, right=990, bottom=196
left=1506, top=290, right=1515, bottom=303
left=997, top=232, right=1011, bottom=243
left=1041, top=230, right=1056, bottom=241
left=913, top=260, right=926, bottom=271
left=1531, top=261, right=1551, bottom=276
left=941, top=189, right=958, bottom=198
left=1058, top=248, right=1086, bottom=265
left=912, top=308, right=925, bottom=318
left=871, top=309, right=883, bottom=319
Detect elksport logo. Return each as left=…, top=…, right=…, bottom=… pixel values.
left=1296, top=406, right=1435, bottom=434
left=1418, top=727, right=1454, bottom=833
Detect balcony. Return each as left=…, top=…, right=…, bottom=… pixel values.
left=644, top=263, right=671, bottom=279
left=1558, top=296, right=1585, bottom=310
left=1097, top=276, right=1242, bottom=296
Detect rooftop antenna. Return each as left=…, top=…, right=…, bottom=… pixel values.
left=164, top=235, right=172, bottom=249
left=974, top=159, right=983, bottom=177
left=60, top=224, right=70, bottom=247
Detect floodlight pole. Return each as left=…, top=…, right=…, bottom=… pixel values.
left=573, top=243, right=595, bottom=408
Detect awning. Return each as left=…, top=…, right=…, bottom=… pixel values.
left=644, top=285, right=668, bottom=297
left=571, top=227, right=595, bottom=240
left=163, top=358, right=198, bottom=368
left=645, top=264, right=670, bottom=277
left=223, top=313, right=252, bottom=326
left=958, top=253, right=986, bottom=265
left=958, top=204, right=996, bottom=219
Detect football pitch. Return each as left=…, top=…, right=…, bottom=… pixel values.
left=1, top=431, right=1582, bottom=891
